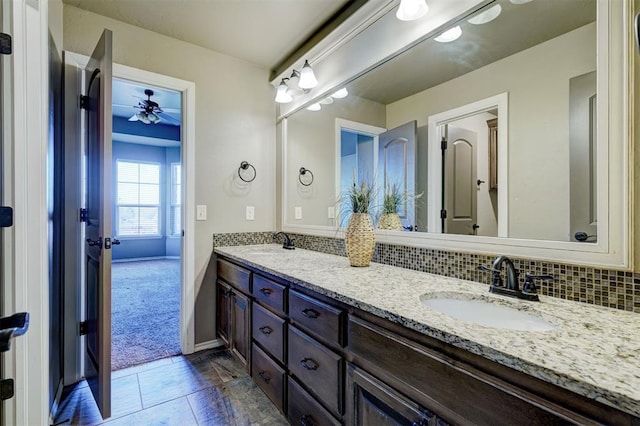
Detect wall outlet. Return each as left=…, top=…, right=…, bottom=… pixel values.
left=246, top=206, right=255, bottom=220
left=196, top=205, right=207, bottom=221
left=295, top=206, right=302, bottom=220
left=328, top=206, right=335, bottom=219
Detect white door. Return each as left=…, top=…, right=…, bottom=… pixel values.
left=444, top=125, right=478, bottom=235
left=378, top=121, right=417, bottom=230
left=83, top=29, right=113, bottom=420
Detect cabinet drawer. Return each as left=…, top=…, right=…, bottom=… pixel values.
left=217, top=259, right=251, bottom=294
left=288, top=326, right=343, bottom=417
left=252, top=302, right=285, bottom=363
left=252, top=343, right=285, bottom=412
left=288, top=376, right=341, bottom=426
left=289, top=290, right=343, bottom=346
left=253, top=274, right=286, bottom=313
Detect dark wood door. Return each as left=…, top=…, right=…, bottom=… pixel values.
left=83, top=29, right=113, bottom=420
left=231, top=290, right=250, bottom=371
left=216, top=280, right=231, bottom=346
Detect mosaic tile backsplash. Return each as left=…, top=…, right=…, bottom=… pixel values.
left=213, top=231, right=640, bottom=314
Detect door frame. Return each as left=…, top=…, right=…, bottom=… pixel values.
left=64, top=52, right=197, bottom=379
left=427, top=92, right=508, bottom=237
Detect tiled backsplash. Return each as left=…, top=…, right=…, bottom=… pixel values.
left=213, top=232, right=640, bottom=314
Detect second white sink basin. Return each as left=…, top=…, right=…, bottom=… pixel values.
left=421, top=294, right=557, bottom=332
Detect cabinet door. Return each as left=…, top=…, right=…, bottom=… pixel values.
left=231, top=290, right=251, bottom=371
left=216, top=280, right=231, bottom=346
left=346, top=364, right=438, bottom=426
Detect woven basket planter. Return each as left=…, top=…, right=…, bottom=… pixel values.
left=377, top=213, right=403, bottom=231
left=345, top=213, right=376, bottom=267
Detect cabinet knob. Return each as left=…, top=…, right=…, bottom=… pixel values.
left=257, top=370, right=271, bottom=384
left=301, top=308, right=320, bottom=319
left=300, top=357, right=319, bottom=371
left=300, top=415, right=317, bottom=426
left=259, top=326, right=273, bottom=335
left=259, top=288, right=273, bottom=295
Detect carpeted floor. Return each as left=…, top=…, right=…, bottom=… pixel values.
left=111, top=259, right=181, bottom=371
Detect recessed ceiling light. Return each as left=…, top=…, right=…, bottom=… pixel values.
left=468, top=5, right=502, bottom=25
left=331, top=88, right=349, bottom=99
left=434, top=26, right=462, bottom=43
left=320, top=97, right=334, bottom=105
left=306, top=103, right=321, bottom=111
left=396, top=0, right=429, bottom=21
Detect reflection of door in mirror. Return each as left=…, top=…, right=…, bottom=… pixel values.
left=441, top=116, right=498, bottom=237
left=569, top=71, right=597, bottom=243
left=378, top=121, right=417, bottom=231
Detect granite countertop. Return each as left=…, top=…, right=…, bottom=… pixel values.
left=214, top=244, right=640, bottom=417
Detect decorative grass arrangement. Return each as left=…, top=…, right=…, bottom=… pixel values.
left=382, top=182, right=403, bottom=214
left=347, top=182, right=375, bottom=214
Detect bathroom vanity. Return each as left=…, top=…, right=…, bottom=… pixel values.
left=215, top=244, right=640, bottom=425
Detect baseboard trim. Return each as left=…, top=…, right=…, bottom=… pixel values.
left=112, top=256, right=179, bottom=263
left=194, top=339, right=224, bottom=352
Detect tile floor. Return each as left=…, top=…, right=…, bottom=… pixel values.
left=53, top=348, right=288, bottom=425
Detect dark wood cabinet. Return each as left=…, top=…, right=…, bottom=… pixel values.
left=216, top=280, right=231, bottom=346
left=252, top=343, right=286, bottom=412
left=346, top=364, right=441, bottom=426
left=230, top=290, right=250, bottom=370
left=252, top=302, right=285, bottom=363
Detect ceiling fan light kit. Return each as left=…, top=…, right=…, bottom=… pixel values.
left=128, top=89, right=165, bottom=125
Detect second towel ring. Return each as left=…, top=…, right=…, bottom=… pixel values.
left=299, top=167, right=314, bottom=186
left=238, top=161, right=256, bottom=182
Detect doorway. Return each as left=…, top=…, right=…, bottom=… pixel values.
left=110, top=79, right=183, bottom=370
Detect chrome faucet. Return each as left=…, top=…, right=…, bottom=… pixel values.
left=479, top=255, right=541, bottom=301
left=273, top=232, right=295, bottom=250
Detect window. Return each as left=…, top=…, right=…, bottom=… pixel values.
left=170, top=163, right=181, bottom=236
left=116, top=160, right=161, bottom=236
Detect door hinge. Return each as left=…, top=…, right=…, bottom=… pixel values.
left=0, top=206, right=13, bottom=227
left=79, top=95, right=89, bottom=110
left=0, top=33, right=11, bottom=55
left=79, top=321, right=88, bottom=336
left=0, top=379, right=14, bottom=401
left=79, top=208, right=88, bottom=222
left=440, top=209, right=447, bottom=219
left=441, top=137, right=447, bottom=150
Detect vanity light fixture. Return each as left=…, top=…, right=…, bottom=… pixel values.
left=331, top=87, right=349, bottom=98
left=396, top=0, right=429, bottom=21
left=434, top=25, right=462, bottom=43
left=468, top=4, right=502, bottom=25
left=320, top=96, right=334, bottom=105
left=298, top=60, right=318, bottom=89
left=306, top=103, right=321, bottom=111
left=275, top=78, right=293, bottom=103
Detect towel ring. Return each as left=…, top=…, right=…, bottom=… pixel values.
left=238, top=161, right=256, bottom=182
left=299, top=167, right=314, bottom=186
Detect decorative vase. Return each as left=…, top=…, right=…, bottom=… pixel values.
left=377, top=213, right=403, bottom=231
left=345, top=213, right=376, bottom=267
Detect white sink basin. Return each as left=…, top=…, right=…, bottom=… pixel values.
left=421, top=294, right=557, bottom=332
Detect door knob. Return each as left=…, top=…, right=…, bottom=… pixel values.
left=86, top=237, right=103, bottom=248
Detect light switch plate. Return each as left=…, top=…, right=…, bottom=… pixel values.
left=196, top=205, right=207, bottom=221
left=327, top=206, right=335, bottom=219
left=295, top=207, right=302, bottom=220
left=246, top=206, right=255, bottom=220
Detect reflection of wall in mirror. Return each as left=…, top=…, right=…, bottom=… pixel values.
left=386, top=23, right=596, bottom=241
left=286, top=95, right=385, bottom=226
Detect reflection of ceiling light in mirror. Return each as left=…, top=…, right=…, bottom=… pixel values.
left=298, top=60, right=318, bottom=89
left=331, top=88, right=349, bottom=98
left=509, top=0, right=533, bottom=4
left=319, top=97, right=334, bottom=105
left=468, top=4, right=502, bottom=25
left=396, top=0, right=428, bottom=21
left=275, top=79, right=293, bottom=103
left=306, top=103, right=321, bottom=111
left=434, top=25, right=462, bottom=43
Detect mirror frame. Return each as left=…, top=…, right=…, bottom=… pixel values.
left=279, top=0, right=631, bottom=268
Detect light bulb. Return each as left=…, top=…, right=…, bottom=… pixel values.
left=137, top=112, right=151, bottom=125
left=275, top=79, right=293, bottom=103
left=396, top=0, right=428, bottom=21
left=434, top=25, right=462, bottom=43
left=148, top=112, right=161, bottom=124
left=306, top=103, right=321, bottom=111
left=468, top=4, right=502, bottom=25
left=320, top=97, right=334, bottom=105
left=331, top=88, right=348, bottom=99
left=298, top=60, right=318, bottom=89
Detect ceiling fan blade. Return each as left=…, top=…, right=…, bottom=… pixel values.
left=128, top=114, right=139, bottom=122
left=157, top=112, right=181, bottom=126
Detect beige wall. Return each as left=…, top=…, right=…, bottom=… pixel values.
left=387, top=23, right=596, bottom=241
left=49, top=0, right=63, bottom=55
left=286, top=95, right=385, bottom=226
left=63, top=5, right=276, bottom=343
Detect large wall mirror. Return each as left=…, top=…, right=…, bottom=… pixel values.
left=281, top=0, right=630, bottom=267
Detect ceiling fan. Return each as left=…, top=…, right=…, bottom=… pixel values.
left=128, top=89, right=178, bottom=125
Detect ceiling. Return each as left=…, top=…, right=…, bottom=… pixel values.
left=62, top=0, right=351, bottom=71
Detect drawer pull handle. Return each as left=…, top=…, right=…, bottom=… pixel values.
left=259, top=326, right=273, bottom=335
left=259, top=288, right=273, bottom=295
left=301, top=415, right=317, bottom=426
left=301, top=308, right=320, bottom=319
left=258, top=370, right=271, bottom=384
left=300, top=357, right=319, bottom=371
